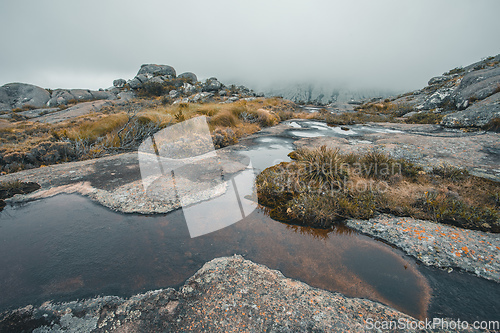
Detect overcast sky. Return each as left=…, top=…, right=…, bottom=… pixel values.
left=1, top=0, right=499, bottom=92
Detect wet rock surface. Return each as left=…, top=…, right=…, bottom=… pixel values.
left=346, top=214, right=500, bottom=282
left=0, top=256, right=425, bottom=333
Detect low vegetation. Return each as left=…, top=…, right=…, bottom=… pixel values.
left=256, top=146, right=500, bottom=233
left=0, top=180, right=40, bottom=211
left=0, top=97, right=306, bottom=174
left=405, top=112, right=444, bottom=124
left=483, top=117, right=500, bottom=132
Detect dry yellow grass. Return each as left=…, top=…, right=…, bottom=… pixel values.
left=0, top=97, right=304, bottom=173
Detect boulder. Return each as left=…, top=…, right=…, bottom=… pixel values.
left=148, top=76, right=164, bottom=85
left=117, top=91, right=136, bottom=101
left=190, top=92, right=214, bottom=103
left=69, top=89, right=93, bottom=101
left=0, top=83, right=50, bottom=110
left=137, top=64, right=176, bottom=78
left=169, top=90, right=180, bottom=99
left=452, top=66, right=500, bottom=109
left=428, top=76, right=449, bottom=85
left=421, top=87, right=454, bottom=110
left=178, top=72, right=197, bottom=83
left=135, top=74, right=150, bottom=83
left=89, top=90, right=117, bottom=101
left=203, top=77, right=222, bottom=92
left=127, top=77, right=143, bottom=90
left=182, top=83, right=196, bottom=95
left=47, top=89, right=74, bottom=107
left=441, top=92, right=500, bottom=128
left=113, top=79, right=126, bottom=88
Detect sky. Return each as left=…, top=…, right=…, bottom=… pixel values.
left=1, top=0, right=499, bottom=93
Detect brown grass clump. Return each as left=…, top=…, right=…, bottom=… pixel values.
left=482, top=117, right=500, bottom=132
left=405, top=112, right=444, bottom=124
left=256, top=147, right=500, bottom=232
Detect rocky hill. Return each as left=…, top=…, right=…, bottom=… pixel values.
left=0, top=64, right=260, bottom=120
left=385, top=54, right=500, bottom=129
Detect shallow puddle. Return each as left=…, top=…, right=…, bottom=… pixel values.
left=0, top=194, right=430, bottom=319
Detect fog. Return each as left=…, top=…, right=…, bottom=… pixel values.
left=1, top=0, right=499, bottom=93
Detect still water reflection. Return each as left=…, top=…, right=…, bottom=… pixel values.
left=0, top=194, right=430, bottom=319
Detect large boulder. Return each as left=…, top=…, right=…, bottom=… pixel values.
left=452, top=66, right=500, bottom=110
left=178, top=72, right=197, bottom=83
left=202, top=77, right=222, bottom=92
left=89, top=90, right=117, bottom=101
left=69, top=89, right=93, bottom=101
left=137, top=64, right=176, bottom=78
left=441, top=92, right=500, bottom=128
left=0, top=83, right=50, bottom=110
left=47, top=89, right=75, bottom=107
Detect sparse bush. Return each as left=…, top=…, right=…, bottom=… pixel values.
left=137, top=81, right=166, bottom=97
left=432, top=164, right=469, bottom=181
left=211, top=128, right=238, bottom=149
left=483, top=117, right=500, bottom=132
left=405, top=112, right=443, bottom=124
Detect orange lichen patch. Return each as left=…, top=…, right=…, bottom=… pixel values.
left=461, top=246, right=469, bottom=254
left=496, top=246, right=500, bottom=251
left=455, top=252, right=462, bottom=257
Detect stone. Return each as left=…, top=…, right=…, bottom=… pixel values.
left=190, top=92, right=214, bottom=103
left=113, top=79, right=126, bottom=88
left=441, top=92, right=500, bottom=128
left=69, top=89, right=93, bottom=101
left=135, top=74, right=150, bottom=83
left=422, top=87, right=455, bottom=110
left=148, top=76, right=165, bottom=85
left=203, top=78, right=222, bottom=92
left=169, top=90, right=180, bottom=99
left=182, top=83, right=196, bottom=95
left=452, top=66, right=500, bottom=109
left=428, top=76, right=449, bottom=85
left=127, top=77, right=143, bottom=90
left=117, top=91, right=136, bottom=101
left=89, top=90, right=117, bottom=101
left=178, top=72, right=197, bottom=83
left=137, top=64, right=176, bottom=78
left=0, top=83, right=50, bottom=110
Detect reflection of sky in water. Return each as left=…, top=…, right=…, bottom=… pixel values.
left=240, top=137, right=295, bottom=172
left=286, top=120, right=404, bottom=139
left=0, top=194, right=430, bottom=319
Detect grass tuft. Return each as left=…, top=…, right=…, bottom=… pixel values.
left=257, top=147, right=500, bottom=233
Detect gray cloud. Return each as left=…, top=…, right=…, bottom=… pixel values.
left=1, top=0, right=499, bottom=92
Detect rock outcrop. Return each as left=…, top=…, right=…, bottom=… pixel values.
left=0, top=256, right=420, bottom=333
left=137, top=64, right=176, bottom=78
left=441, top=92, right=500, bottom=128
left=0, top=64, right=258, bottom=120
left=178, top=71, right=197, bottom=83
left=0, top=83, right=51, bottom=111
left=386, top=54, right=500, bottom=128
